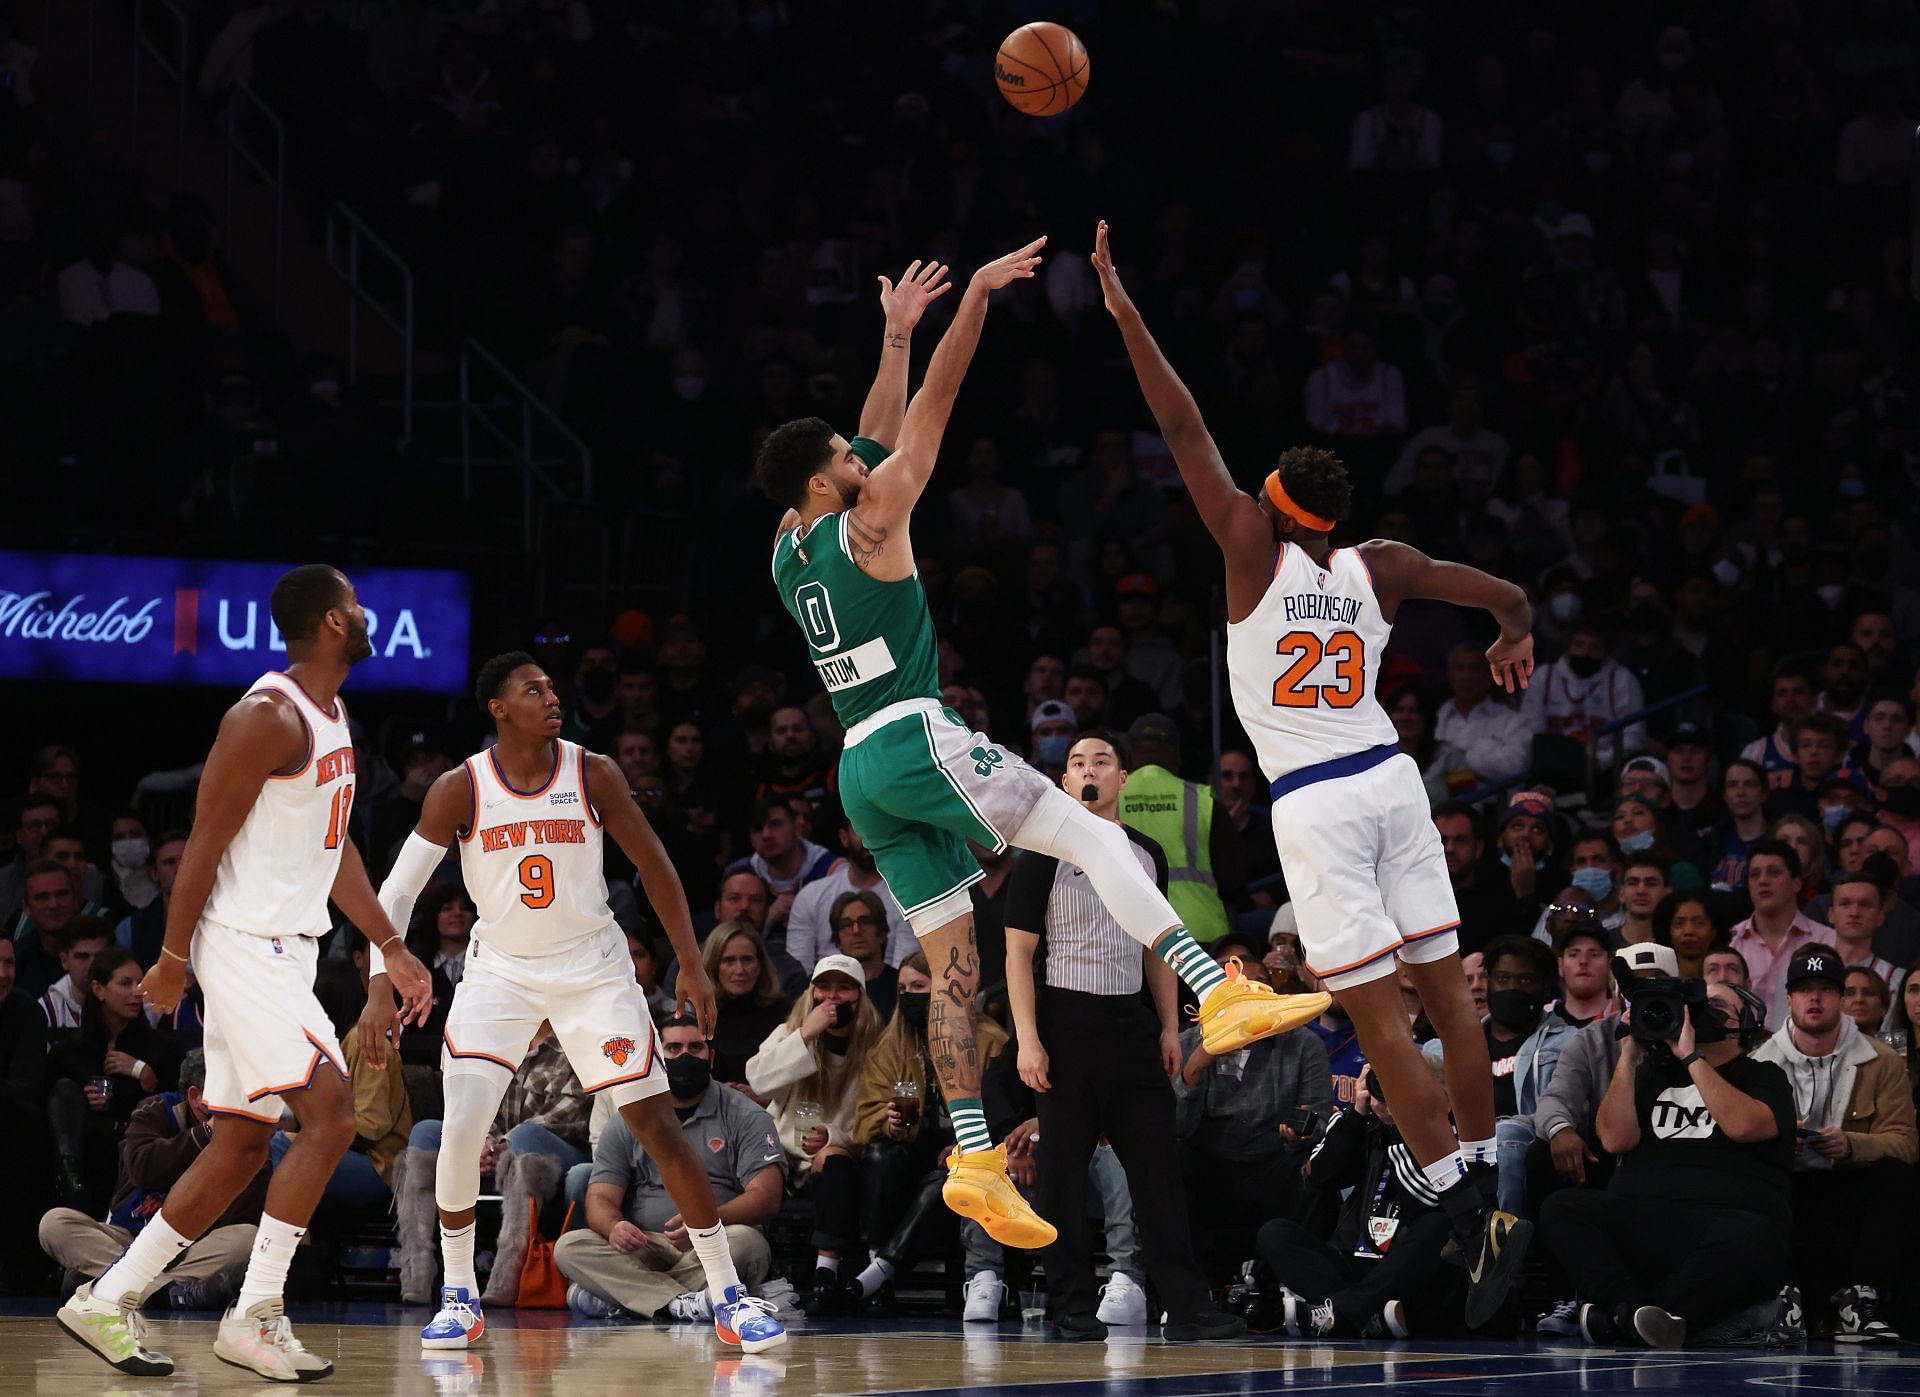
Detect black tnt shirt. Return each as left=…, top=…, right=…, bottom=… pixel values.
left=1610, top=1052, right=1794, bottom=1224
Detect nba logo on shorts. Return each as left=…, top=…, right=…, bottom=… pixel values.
left=271, top=938, right=284, bottom=955
left=601, top=1035, right=636, bottom=1066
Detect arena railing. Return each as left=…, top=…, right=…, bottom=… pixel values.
left=129, top=0, right=190, bottom=191
left=457, top=339, right=596, bottom=550
left=220, top=81, right=285, bottom=320
left=324, top=202, right=416, bottom=447
left=1583, top=683, right=1710, bottom=805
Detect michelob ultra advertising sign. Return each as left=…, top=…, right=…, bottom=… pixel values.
left=0, top=551, right=470, bottom=693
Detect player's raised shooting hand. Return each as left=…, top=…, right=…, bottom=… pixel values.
left=679, top=960, right=719, bottom=1039
left=1090, top=220, right=1133, bottom=316
left=878, top=258, right=952, bottom=330
left=1487, top=632, right=1535, bottom=694
left=971, top=235, right=1046, bottom=292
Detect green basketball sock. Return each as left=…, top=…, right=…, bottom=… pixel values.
left=1154, top=928, right=1228, bottom=998
left=949, top=1098, right=993, bottom=1154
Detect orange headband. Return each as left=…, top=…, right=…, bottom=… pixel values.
left=1263, top=471, right=1337, bottom=532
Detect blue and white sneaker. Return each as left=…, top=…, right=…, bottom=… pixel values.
left=420, top=1286, right=485, bottom=1350
left=567, top=1283, right=634, bottom=1320
left=714, top=1286, right=786, bottom=1353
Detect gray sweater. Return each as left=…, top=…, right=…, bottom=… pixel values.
left=1174, top=1024, right=1334, bottom=1164
left=1529, top=1011, right=1625, bottom=1146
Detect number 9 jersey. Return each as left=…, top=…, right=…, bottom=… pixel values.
left=457, top=739, right=616, bottom=956
left=1226, top=541, right=1397, bottom=782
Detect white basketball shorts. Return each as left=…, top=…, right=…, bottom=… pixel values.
left=193, top=917, right=345, bottom=1122
left=1269, top=751, right=1460, bottom=991
left=442, top=922, right=666, bottom=1108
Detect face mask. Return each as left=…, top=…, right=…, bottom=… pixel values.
left=1712, top=559, right=1741, bottom=587
left=581, top=666, right=617, bottom=702
left=1486, top=141, right=1515, bottom=166
left=1565, top=653, right=1604, bottom=679
left=897, top=991, right=930, bottom=1029
left=1571, top=866, right=1614, bottom=901
left=1821, top=804, right=1852, bottom=831
left=1035, top=735, right=1072, bottom=768
left=1619, top=830, right=1655, bottom=854
left=1883, top=785, right=1920, bottom=819
left=1488, top=988, right=1545, bottom=1032
left=1839, top=478, right=1867, bottom=499
left=664, top=1054, right=711, bottom=1099
left=112, top=837, right=150, bottom=868
left=673, top=375, right=705, bottom=401
left=1549, top=593, right=1581, bottom=623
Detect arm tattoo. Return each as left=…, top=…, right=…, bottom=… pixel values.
left=886, top=332, right=908, bottom=350
left=847, top=513, right=888, bottom=570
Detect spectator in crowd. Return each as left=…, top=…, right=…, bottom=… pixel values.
left=1662, top=725, right=1721, bottom=837
left=1304, top=967, right=1368, bottom=1111
left=1729, top=840, right=1836, bottom=1029
left=1710, top=759, right=1770, bottom=890
left=1490, top=789, right=1562, bottom=935
left=1256, top=1068, right=1459, bottom=1339
left=1550, top=913, right=1615, bottom=1027
left=1436, top=802, right=1527, bottom=954
left=367, top=729, right=450, bottom=873
left=1616, top=856, right=1672, bottom=947
left=36, top=917, right=111, bottom=1032
left=1349, top=61, right=1443, bottom=175
left=623, top=930, right=673, bottom=1022
left=696, top=870, right=769, bottom=941
left=1462, top=951, right=1489, bottom=1019
left=724, top=800, right=835, bottom=941
left=1653, top=891, right=1725, bottom=981
left=103, top=812, right=156, bottom=915
left=40, top=827, right=109, bottom=919
left=46, top=948, right=183, bottom=1213
left=1540, top=978, right=1791, bottom=1347
left=1704, top=947, right=1752, bottom=990
left=560, top=644, right=623, bottom=753
left=1823, top=873, right=1903, bottom=992
left=1562, top=834, right=1627, bottom=938
left=1077, top=627, right=1160, bottom=732
left=1521, top=621, right=1646, bottom=768
left=38, top=1048, right=262, bottom=1310
left=1216, top=751, right=1282, bottom=920
left=1854, top=693, right=1914, bottom=791
left=394, top=1026, right=589, bottom=1305
left=824, top=891, right=898, bottom=1022
left=1742, top=666, right=1816, bottom=791
left=114, top=830, right=185, bottom=968
left=13, top=859, right=80, bottom=997
left=744, top=954, right=881, bottom=1316
left=0, top=934, right=49, bottom=1291
left=398, top=882, right=473, bottom=1066
left=785, top=807, right=912, bottom=980
left=1303, top=325, right=1407, bottom=441
left=558, top=1015, right=784, bottom=1323
left=1766, top=714, right=1858, bottom=822
left=945, top=434, right=1034, bottom=549
left=1431, top=644, right=1533, bottom=795
left=842, top=952, right=1006, bottom=1314
left=1174, top=968, right=1334, bottom=1281
left=1028, top=699, right=1079, bottom=783
left=0, top=796, right=63, bottom=919
left=1753, top=949, right=1916, bottom=1341
left=752, top=706, right=832, bottom=809
left=1844, top=968, right=1892, bottom=1036
left=700, top=922, right=790, bottom=1088
left=1616, top=761, right=1710, bottom=875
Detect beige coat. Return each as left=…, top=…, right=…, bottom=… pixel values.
left=851, top=1019, right=1008, bottom=1148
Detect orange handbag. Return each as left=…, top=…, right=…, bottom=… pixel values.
left=515, top=1201, right=574, bottom=1308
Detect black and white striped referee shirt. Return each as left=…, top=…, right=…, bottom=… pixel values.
left=1005, top=825, right=1169, bottom=996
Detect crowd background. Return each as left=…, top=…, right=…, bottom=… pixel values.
left=4, top=0, right=1920, bottom=1338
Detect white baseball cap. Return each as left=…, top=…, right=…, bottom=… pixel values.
left=1269, top=903, right=1299, bottom=942
left=1618, top=943, right=1678, bottom=976
left=810, top=953, right=866, bottom=987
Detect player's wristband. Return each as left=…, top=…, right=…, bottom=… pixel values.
left=161, top=946, right=188, bottom=964
left=848, top=436, right=890, bottom=469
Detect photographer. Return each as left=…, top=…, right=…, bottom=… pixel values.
left=1538, top=974, right=1793, bottom=1348
left=1752, top=949, right=1916, bottom=1341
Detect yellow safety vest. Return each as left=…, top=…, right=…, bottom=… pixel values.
left=1117, top=764, right=1228, bottom=943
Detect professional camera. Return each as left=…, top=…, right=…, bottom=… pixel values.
left=1613, top=957, right=1710, bottom=1044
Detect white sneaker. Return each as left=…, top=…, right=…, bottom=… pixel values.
left=214, top=1298, right=334, bottom=1381
left=55, top=1282, right=174, bottom=1375
left=964, top=1271, right=1007, bottom=1323
left=666, top=1290, right=714, bottom=1322
left=1096, top=1272, right=1148, bottom=1326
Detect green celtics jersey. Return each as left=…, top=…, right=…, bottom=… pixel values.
left=773, top=512, right=942, bottom=729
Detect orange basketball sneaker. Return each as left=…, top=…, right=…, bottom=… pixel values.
left=943, top=1146, right=1058, bottom=1249
left=1194, top=959, right=1331, bottom=1056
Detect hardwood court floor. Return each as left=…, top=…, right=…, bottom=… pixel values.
left=1, top=1305, right=1916, bottom=1395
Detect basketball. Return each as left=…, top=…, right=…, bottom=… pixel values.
left=995, top=21, right=1089, bottom=117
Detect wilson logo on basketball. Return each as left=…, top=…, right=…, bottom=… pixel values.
left=601, top=1036, right=636, bottom=1066
left=994, top=63, right=1025, bottom=87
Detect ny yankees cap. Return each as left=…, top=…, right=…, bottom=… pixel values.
left=1784, top=947, right=1845, bottom=992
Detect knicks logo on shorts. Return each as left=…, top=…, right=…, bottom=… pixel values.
left=601, top=1035, right=637, bottom=1066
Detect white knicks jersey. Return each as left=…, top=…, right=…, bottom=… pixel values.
left=457, top=740, right=615, bottom=956
left=1226, top=541, right=1399, bottom=781
left=203, top=672, right=357, bottom=937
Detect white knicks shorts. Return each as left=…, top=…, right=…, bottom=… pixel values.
left=1269, top=753, right=1460, bottom=991
left=443, top=922, right=667, bottom=1108
left=192, top=918, right=345, bottom=1122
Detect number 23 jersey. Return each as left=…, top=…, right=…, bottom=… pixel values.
left=458, top=740, right=615, bottom=956
left=1226, top=541, right=1397, bottom=781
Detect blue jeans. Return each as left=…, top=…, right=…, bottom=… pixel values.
left=406, top=1119, right=585, bottom=1170
left=268, top=1131, right=391, bottom=1213
left=564, top=1161, right=594, bottom=1229
left=1495, top=1117, right=1534, bottom=1217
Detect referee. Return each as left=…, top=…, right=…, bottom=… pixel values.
left=1005, top=729, right=1243, bottom=1342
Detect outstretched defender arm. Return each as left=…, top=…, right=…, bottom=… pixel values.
left=856, top=259, right=953, bottom=449
left=1090, top=222, right=1268, bottom=555
left=857, top=236, right=1047, bottom=531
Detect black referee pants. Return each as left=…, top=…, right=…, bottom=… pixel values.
left=1035, top=988, right=1210, bottom=1323
left=1790, top=1159, right=1913, bottom=1301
